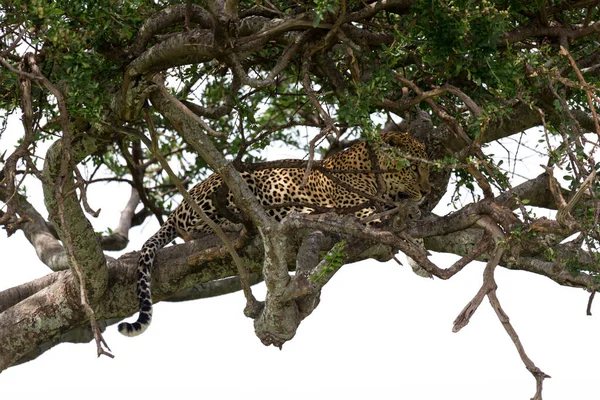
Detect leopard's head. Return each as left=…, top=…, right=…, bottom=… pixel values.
left=380, top=132, right=431, bottom=202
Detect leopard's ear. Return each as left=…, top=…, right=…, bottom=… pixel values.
left=381, top=131, right=410, bottom=147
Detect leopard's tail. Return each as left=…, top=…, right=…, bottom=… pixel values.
left=118, top=221, right=177, bottom=337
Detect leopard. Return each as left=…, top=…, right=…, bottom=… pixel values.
left=118, top=131, right=431, bottom=337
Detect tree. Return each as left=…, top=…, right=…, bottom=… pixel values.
left=1, top=1, right=599, bottom=398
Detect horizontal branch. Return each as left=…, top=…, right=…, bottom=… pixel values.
left=126, top=12, right=311, bottom=79
left=0, top=232, right=248, bottom=370
left=0, top=216, right=404, bottom=369
left=425, top=228, right=600, bottom=291
left=165, top=273, right=264, bottom=302
left=0, top=272, right=65, bottom=313
left=502, top=20, right=600, bottom=44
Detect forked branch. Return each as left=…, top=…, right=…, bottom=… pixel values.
left=453, top=217, right=549, bottom=400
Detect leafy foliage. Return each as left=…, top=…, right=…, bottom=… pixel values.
left=311, top=240, right=346, bottom=282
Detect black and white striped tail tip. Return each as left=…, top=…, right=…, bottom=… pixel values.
left=118, top=314, right=151, bottom=337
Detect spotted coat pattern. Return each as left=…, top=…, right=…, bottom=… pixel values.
left=118, top=132, right=430, bottom=336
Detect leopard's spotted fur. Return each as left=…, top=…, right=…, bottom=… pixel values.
left=118, top=132, right=430, bottom=336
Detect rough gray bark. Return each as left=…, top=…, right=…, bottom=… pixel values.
left=42, top=137, right=108, bottom=301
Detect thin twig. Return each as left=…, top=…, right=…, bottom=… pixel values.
left=73, top=166, right=101, bottom=218
left=301, top=55, right=340, bottom=186
left=560, top=46, right=600, bottom=138
left=394, top=73, right=496, bottom=199
left=155, top=83, right=226, bottom=138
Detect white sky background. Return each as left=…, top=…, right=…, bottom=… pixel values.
left=1, top=114, right=600, bottom=400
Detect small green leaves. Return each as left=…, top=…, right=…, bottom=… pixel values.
left=313, top=0, right=339, bottom=26
left=311, top=240, right=346, bottom=282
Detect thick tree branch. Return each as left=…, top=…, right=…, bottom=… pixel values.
left=165, top=273, right=263, bottom=302
left=0, top=186, right=69, bottom=271
left=114, top=187, right=140, bottom=239
left=0, top=272, right=86, bottom=371
left=0, top=272, right=65, bottom=314
left=501, top=20, right=600, bottom=44
left=42, top=137, right=108, bottom=302
left=0, top=216, right=396, bottom=369
left=129, top=4, right=213, bottom=56
left=345, top=0, right=413, bottom=22
left=0, top=229, right=241, bottom=370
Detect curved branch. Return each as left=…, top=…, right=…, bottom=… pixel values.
left=126, top=28, right=218, bottom=77
left=125, top=14, right=284, bottom=79
left=129, top=4, right=213, bottom=56
left=227, top=30, right=310, bottom=88
left=96, top=186, right=142, bottom=251
left=181, top=75, right=240, bottom=119
left=0, top=186, right=69, bottom=271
